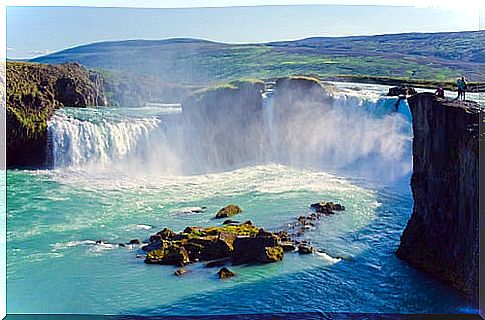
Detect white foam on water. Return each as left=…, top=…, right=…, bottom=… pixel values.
left=315, top=251, right=342, bottom=264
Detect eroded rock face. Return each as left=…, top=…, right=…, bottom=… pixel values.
left=397, top=93, right=479, bottom=303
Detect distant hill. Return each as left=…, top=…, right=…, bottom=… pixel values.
left=31, top=31, right=485, bottom=85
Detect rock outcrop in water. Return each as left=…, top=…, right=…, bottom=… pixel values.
left=138, top=200, right=346, bottom=274
left=142, top=221, right=285, bottom=266
left=6, top=61, right=107, bottom=168
left=397, top=93, right=480, bottom=303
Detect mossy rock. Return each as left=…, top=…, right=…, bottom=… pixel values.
left=258, top=246, right=284, bottom=263
left=144, top=244, right=190, bottom=266
left=215, top=204, right=243, bottom=219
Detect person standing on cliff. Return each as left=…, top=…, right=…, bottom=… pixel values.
left=456, top=76, right=467, bottom=101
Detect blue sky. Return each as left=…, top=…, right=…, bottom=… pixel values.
left=6, top=3, right=482, bottom=59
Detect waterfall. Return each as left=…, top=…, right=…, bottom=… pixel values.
left=47, top=89, right=413, bottom=181
left=262, top=86, right=277, bottom=160
left=47, top=111, right=161, bottom=168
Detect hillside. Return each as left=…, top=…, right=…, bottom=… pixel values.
left=31, top=31, right=485, bottom=85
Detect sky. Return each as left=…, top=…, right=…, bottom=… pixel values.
left=6, top=3, right=482, bottom=60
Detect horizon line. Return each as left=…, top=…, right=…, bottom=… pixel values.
left=10, top=29, right=484, bottom=61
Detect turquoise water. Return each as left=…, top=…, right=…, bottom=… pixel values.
left=6, top=84, right=474, bottom=315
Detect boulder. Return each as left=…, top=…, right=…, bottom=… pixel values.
left=232, top=231, right=280, bottom=264
left=217, top=267, right=236, bottom=279
left=129, top=239, right=140, bottom=245
left=215, top=204, right=242, bottom=219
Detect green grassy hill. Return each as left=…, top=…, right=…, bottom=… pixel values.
left=31, top=31, right=484, bottom=85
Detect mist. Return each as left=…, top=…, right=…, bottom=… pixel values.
left=47, top=81, right=413, bottom=185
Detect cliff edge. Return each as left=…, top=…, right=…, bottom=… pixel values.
left=6, top=61, right=107, bottom=168
left=397, top=93, right=480, bottom=303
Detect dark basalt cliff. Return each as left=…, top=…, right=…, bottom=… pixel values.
left=397, top=93, right=480, bottom=303
left=6, top=61, right=107, bottom=168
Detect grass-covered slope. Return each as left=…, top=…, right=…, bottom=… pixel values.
left=6, top=61, right=107, bottom=167
left=31, top=31, right=485, bottom=85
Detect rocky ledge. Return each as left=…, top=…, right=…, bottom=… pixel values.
left=397, top=93, right=480, bottom=303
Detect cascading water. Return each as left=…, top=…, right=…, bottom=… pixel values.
left=46, top=86, right=413, bottom=182
left=262, top=84, right=277, bottom=160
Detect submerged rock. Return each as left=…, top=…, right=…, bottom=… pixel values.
left=174, top=268, right=189, bottom=276
left=217, top=267, right=236, bottom=279
left=215, top=204, right=242, bottom=219
left=129, top=239, right=140, bottom=245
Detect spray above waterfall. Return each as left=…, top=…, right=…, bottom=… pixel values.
left=47, top=81, right=413, bottom=182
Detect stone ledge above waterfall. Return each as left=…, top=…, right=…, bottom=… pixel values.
left=397, top=93, right=480, bottom=304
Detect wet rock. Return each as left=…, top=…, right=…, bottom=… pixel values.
left=157, top=228, right=176, bottom=240
left=217, top=267, right=236, bottom=279
left=298, top=244, right=314, bottom=254
left=183, top=226, right=204, bottom=235
left=258, top=246, right=284, bottom=263
left=215, top=204, right=242, bottom=219
left=149, top=234, right=163, bottom=243
left=141, top=239, right=165, bottom=252
left=174, top=268, right=188, bottom=276
left=183, top=241, right=205, bottom=261
left=232, top=231, right=279, bottom=264
left=145, top=244, right=190, bottom=266
left=310, top=202, right=345, bottom=214
left=223, top=219, right=239, bottom=225
left=118, top=243, right=126, bottom=247
left=281, top=242, right=297, bottom=252
left=129, top=239, right=140, bottom=245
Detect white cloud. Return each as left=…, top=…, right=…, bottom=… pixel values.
left=27, top=49, right=50, bottom=56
